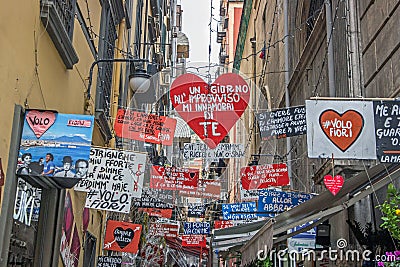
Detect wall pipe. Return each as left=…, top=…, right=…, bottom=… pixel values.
left=325, top=0, right=336, bottom=97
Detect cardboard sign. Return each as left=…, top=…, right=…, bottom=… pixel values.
left=257, top=189, right=313, bottom=215
left=306, top=100, right=376, bottom=159
left=183, top=143, right=244, bottom=160
left=150, top=166, right=199, bottom=191
left=213, top=220, right=234, bottom=229
left=240, top=163, right=290, bottom=190
left=97, top=256, right=122, bottom=267
left=114, top=109, right=177, bottom=146
left=18, top=110, right=94, bottom=188
left=179, top=179, right=221, bottom=199
left=373, top=101, right=400, bottom=162
left=181, top=235, right=207, bottom=247
left=170, top=73, right=250, bottom=149
left=257, top=106, right=307, bottom=140
left=104, top=220, right=142, bottom=253
left=149, top=223, right=179, bottom=238
left=183, top=222, right=210, bottom=235
left=187, top=204, right=206, bottom=218
left=140, top=208, right=173, bottom=218
left=133, top=188, right=174, bottom=209
left=222, top=202, right=257, bottom=220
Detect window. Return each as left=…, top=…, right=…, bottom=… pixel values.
left=40, top=0, right=79, bottom=69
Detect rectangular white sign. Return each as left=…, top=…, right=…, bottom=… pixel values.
left=306, top=100, right=376, bottom=159
left=183, top=143, right=244, bottom=161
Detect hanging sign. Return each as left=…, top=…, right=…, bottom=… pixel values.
left=150, top=166, right=199, bottom=190
left=306, top=100, right=376, bottom=159
left=149, top=223, right=179, bottom=238
left=181, top=235, right=207, bottom=248
left=18, top=110, right=94, bottom=188
left=257, top=105, right=307, bottom=140
left=104, top=220, right=142, bottom=253
left=170, top=73, right=250, bottom=149
left=183, top=143, right=245, bottom=160
left=140, top=208, right=173, bottom=218
left=97, top=256, right=122, bottom=267
left=222, top=202, right=257, bottom=220
left=240, top=163, right=290, bottom=190
left=214, top=220, right=234, bottom=229
left=188, top=204, right=206, bottom=218
left=257, top=189, right=314, bottom=215
left=373, top=101, right=400, bottom=162
left=183, top=222, right=210, bottom=235
left=324, top=175, right=344, bottom=196
left=179, top=179, right=221, bottom=199
left=114, top=109, right=177, bottom=146
left=133, top=188, right=174, bottom=209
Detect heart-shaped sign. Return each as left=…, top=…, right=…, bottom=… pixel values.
left=26, top=110, right=56, bottom=138
left=324, top=174, right=344, bottom=196
left=114, top=227, right=134, bottom=249
left=319, top=109, right=364, bottom=152
left=170, top=73, right=250, bottom=148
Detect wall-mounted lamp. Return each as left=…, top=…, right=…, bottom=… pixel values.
left=129, top=68, right=151, bottom=93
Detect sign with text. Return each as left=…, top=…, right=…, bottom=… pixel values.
left=170, top=73, right=250, bottom=149
left=373, top=101, right=400, bottom=162
left=97, top=256, right=122, bottom=267
left=187, top=204, right=206, bottom=218
left=179, top=179, right=221, bottom=199
left=150, top=166, right=199, bottom=191
left=222, top=202, right=257, bottom=220
left=257, top=189, right=314, bottom=215
left=140, top=208, right=173, bottom=218
left=149, top=223, right=179, bottom=238
left=257, top=106, right=307, bottom=140
left=183, top=222, right=210, bottom=235
left=114, top=109, right=177, bottom=146
left=306, top=100, right=376, bottom=159
left=103, top=220, right=142, bottom=253
left=181, top=235, right=207, bottom=247
left=214, top=220, right=234, bottom=229
left=240, top=164, right=290, bottom=190
left=183, top=143, right=244, bottom=160
left=133, top=188, right=174, bottom=209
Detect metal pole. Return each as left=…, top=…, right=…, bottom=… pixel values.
left=325, top=0, right=336, bottom=97
left=0, top=105, right=24, bottom=267
left=171, top=0, right=177, bottom=78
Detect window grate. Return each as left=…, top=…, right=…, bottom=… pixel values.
left=54, top=0, right=76, bottom=38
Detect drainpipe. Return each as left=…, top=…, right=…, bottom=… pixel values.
left=284, top=0, right=292, bottom=188
left=325, top=0, right=336, bottom=97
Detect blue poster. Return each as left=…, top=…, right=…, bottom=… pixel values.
left=222, top=202, right=257, bottom=220
left=18, top=110, right=94, bottom=188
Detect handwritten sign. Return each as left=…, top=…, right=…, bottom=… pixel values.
left=114, top=109, right=177, bottom=146
left=188, top=204, right=206, bottom=218
left=133, top=188, right=174, bottom=209
left=257, top=189, right=313, bottom=215
left=140, top=208, right=173, bottom=218
left=240, top=163, right=290, bottom=190
left=13, top=178, right=41, bottom=226
left=373, top=101, right=400, bottom=162
left=97, top=256, right=122, bottom=267
left=213, top=220, right=234, bottom=229
left=179, top=179, right=221, bottom=199
left=150, top=166, right=199, bottom=191
left=104, top=220, right=142, bottom=253
left=182, top=235, right=207, bottom=247
left=257, top=106, right=306, bottom=140
left=149, top=223, right=179, bottom=238
left=222, top=202, right=257, bottom=220
left=183, top=222, right=210, bottom=235
left=170, top=73, right=250, bottom=149
left=183, top=143, right=244, bottom=160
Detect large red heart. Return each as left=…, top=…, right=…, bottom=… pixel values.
left=170, top=73, right=250, bottom=148
left=26, top=110, right=56, bottom=138
left=319, top=109, right=364, bottom=152
left=324, top=175, right=344, bottom=196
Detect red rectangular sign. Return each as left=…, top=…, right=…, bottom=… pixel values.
left=103, top=220, right=142, bottom=254
left=179, top=179, right=221, bottom=199
left=149, top=223, right=179, bottom=238
left=240, top=163, right=290, bottom=190
left=150, top=166, right=199, bottom=190
left=181, top=235, right=207, bottom=248
left=114, top=109, right=177, bottom=146
left=140, top=208, right=173, bottom=218
left=214, top=220, right=234, bottom=229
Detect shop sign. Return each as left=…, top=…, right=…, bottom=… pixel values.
left=97, top=256, right=122, bottom=267
left=150, top=166, right=199, bottom=191
left=103, top=220, right=142, bottom=254
left=114, top=109, right=177, bottom=146
left=183, top=143, right=244, bottom=161
left=170, top=73, right=250, bottom=149
left=240, top=163, right=289, bottom=190
left=222, top=202, right=257, bottom=220
left=181, top=235, right=207, bottom=247
left=183, top=222, right=210, bottom=235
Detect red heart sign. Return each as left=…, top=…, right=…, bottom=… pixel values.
left=170, top=73, right=250, bottom=148
left=319, top=109, right=364, bottom=152
left=324, top=175, right=344, bottom=196
left=26, top=110, right=56, bottom=138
